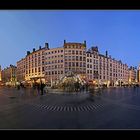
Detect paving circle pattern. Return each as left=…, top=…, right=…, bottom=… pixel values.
left=28, top=93, right=107, bottom=112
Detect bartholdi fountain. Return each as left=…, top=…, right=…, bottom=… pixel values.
left=46, top=71, right=86, bottom=94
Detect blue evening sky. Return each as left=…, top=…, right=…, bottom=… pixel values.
left=0, top=10, right=139, bottom=69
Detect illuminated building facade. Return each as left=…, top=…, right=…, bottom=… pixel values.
left=16, top=58, right=26, bottom=82
left=16, top=40, right=134, bottom=87
left=0, top=65, right=1, bottom=81
left=86, top=46, right=129, bottom=86
left=137, top=65, right=140, bottom=83
left=45, top=40, right=86, bottom=84
left=128, top=66, right=137, bottom=84
left=1, top=64, right=17, bottom=85
left=17, top=44, right=48, bottom=84
left=45, top=46, right=64, bottom=84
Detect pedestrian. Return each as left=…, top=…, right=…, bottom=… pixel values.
left=37, top=83, right=40, bottom=94
left=17, top=84, right=20, bottom=90
left=40, top=83, right=45, bottom=95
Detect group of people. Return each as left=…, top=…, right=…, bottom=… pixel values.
left=17, top=82, right=46, bottom=95
left=33, top=82, right=46, bottom=95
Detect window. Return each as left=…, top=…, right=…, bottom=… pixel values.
left=72, top=62, right=75, bottom=67
left=72, top=50, right=75, bottom=54
left=38, top=67, right=40, bottom=72
left=83, top=51, right=85, bottom=55
left=69, top=62, right=71, bottom=67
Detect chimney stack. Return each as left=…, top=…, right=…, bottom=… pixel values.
left=64, top=40, right=66, bottom=44
left=33, top=48, right=35, bottom=52
left=105, top=51, right=108, bottom=57
left=45, top=43, right=49, bottom=49
left=84, top=40, right=86, bottom=46
left=39, top=46, right=42, bottom=50
left=27, top=51, right=30, bottom=55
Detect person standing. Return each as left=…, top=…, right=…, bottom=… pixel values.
left=40, top=82, right=45, bottom=95
left=37, top=83, right=40, bottom=94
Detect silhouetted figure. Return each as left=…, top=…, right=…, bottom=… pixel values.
left=37, top=84, right=40, bottom=93
left=17, top=85, right=20, bottom=90
left=85, top=83, right=89, bottom=91
left=40, top=83, right=45, bottom=95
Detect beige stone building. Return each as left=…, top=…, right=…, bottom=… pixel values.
left=137, top=65, right=140, bottom=83
left=16, top=40, right=133, bottom=87
left=45, top=40, right=86, bottom=85
left=17, top=44, right=49, bottom=85
left=128, top=66, right=137, bottom=84
left=86, top=46, right=129, bottom=86
left=1, top=64, right=17, bottom=85
left=16, top=58, right=26, bottom=82
left=45, top=46, right=64, bottom=84
left=64, top=40, right=86, bottom=75
left=0, top=65, right=1, bottom=82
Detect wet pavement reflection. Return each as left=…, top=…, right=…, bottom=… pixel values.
left=0, top=86, right=140, bottom=129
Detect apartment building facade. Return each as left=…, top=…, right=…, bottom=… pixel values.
left=45, top=46, right=64, bottom=84
left=45, top=40, right=86, bottom=84
left=0, top=65, right=1, bottom=82
left=86, top=46, right=129, bottom=86
left=17, top=44, right=49, bottom=85
left=128, top=66, right=137, bottom=84
left=1, top=64, right=17, bottom=85
left=137, top=65, right=140, bottom=83
left=16, top=40, right=133, bottom=87
left=16, top=58, right=26, bottom=82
